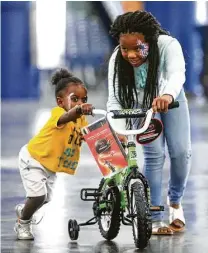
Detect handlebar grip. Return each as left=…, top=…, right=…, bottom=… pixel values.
left=110, top=109, right=147, bottom=119
left=168, top=101, right=179, bottom=109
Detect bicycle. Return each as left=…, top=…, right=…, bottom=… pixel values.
left=68, top=102, right=179, bottom=249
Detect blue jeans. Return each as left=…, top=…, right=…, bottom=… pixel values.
left=142, top=89, right=192, bottom=221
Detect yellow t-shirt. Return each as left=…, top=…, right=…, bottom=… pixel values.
left=27, top=107, right=88, bottom=175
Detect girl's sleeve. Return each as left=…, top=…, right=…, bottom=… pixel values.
left=160, top=38, right=186, bottom=100
left=50, top=107, right=66, bottom=128
left=107, top=49, right=126, bottom=131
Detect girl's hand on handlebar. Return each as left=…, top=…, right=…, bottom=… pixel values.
left=79, top=104, right=94, bottom=115
left=152, top=95, right=173, bottom=113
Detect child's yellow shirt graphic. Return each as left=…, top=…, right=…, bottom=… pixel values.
left=27, top=107, right=88, bottom=174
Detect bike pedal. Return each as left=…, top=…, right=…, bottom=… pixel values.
left=80, top=188, right=102, bottom=201
left=150, top=205, right=164, bottom=211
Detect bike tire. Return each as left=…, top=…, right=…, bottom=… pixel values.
left=98, top=179, right=121, bottom=240
left=130, top=181, right=152, bottom=249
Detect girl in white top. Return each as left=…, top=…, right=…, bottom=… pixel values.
left=107, top=10, right=191, bottom=235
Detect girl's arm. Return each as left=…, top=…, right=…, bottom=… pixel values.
left=160, top=38, right=186, bottom=100
left=57, top=104, right=93, bottom=126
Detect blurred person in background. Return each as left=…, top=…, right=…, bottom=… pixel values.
left=14, top=69, right=94, bottom=240
left=107, top=10, right=191, bottom=235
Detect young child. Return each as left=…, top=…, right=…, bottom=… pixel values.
left=14, top=68, right=94, bottom=240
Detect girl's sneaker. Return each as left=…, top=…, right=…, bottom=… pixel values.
left=14, top=204, right=34, bottom=240
left=14, top=219, right=34, bottom=240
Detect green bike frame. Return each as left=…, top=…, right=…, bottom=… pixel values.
left=98, top=136, right=151, bottom=212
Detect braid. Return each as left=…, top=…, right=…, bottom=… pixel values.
left=114, top=49, right=138, bottom=109
left=110, top=10, right=169, bottom=110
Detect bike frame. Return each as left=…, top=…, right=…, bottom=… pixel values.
left=99, top=138, right=151, bottom=208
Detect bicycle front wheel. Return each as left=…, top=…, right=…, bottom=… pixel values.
left=129, top=180, right=152, bottom=249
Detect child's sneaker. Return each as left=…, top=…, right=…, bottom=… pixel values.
left=14, top=204, right=34, bottom=240
left=14, top=219, right=34, bottom=240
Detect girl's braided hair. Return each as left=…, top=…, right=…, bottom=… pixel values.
left=110, top=10, right=169, bottom=110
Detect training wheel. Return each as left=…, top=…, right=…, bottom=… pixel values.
left=68, top=219, right=79, bottom=240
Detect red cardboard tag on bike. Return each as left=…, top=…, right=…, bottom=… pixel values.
left=81, top=117, right=128, bottom=177
left=136, top=118, right=163, bottom=145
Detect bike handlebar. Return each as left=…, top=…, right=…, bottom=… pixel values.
left=168, top=101, right=179, bottom=109
left=92, top=101, right=179, bottom=136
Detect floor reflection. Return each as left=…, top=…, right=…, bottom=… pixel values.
left=1, top=97, right=208, bottom=253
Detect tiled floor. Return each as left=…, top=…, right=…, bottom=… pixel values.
left=1, top=91, right=208, bottom=253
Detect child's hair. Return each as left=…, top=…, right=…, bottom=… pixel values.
left=51, top=68, right=85, bottom=97
left=109, top=10, right=170, bottom=109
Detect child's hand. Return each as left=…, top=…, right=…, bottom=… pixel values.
left=152, top=95, right=173, bottom=113
left=80, top=103, right=94, bottom=115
